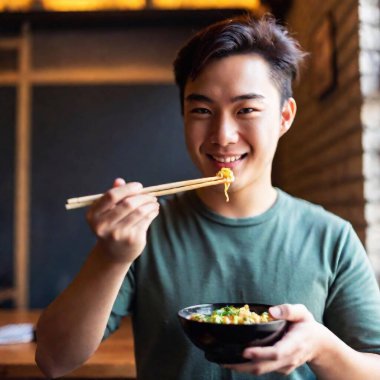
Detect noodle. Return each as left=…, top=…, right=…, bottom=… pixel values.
left=216, top=168, right=235, bottom=202
left=189, top=304, right=273, bottom=324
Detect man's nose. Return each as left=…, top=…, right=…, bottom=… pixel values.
left=209, top=114, right=239, bottom=146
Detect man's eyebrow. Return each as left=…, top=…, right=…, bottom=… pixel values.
left=231, top=93, right=265, bottom=102
left=185, top=93, right=214, bottom=103
left=185, top=93, right=265, bottom=103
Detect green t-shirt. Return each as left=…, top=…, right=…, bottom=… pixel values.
left=104, top=189, right=380, bottom=380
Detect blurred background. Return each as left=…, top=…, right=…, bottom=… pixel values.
left=0, top=0, right=379, bottom=310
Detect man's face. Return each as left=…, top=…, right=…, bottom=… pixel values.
left=183, top=53, right=295, bottom=196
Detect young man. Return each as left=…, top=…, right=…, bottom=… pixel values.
left=35, top=15, right=380, bottom=379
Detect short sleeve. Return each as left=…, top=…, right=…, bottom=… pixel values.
left=102, top=264, right=136, bottom=340
left=324, top=223, right=380, bottom=353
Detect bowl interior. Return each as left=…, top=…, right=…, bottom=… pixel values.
left=178, top=303, right=273, bottom=320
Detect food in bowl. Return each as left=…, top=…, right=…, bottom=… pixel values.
left=178, top=303, right=288, bottom=364
left=189, top=304, right=273, bottom=324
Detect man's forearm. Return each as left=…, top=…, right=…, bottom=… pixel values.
left=310, top=326, right=380, bottom=380
left=35, top=243, right=131, bottom=378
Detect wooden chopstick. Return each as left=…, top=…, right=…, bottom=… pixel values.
left=66, top=175, right=220, bottom=205
left=65, top=175, right=225, bottom=210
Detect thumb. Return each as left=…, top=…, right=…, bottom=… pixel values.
left=269, top=304, right=314, bottom=322
left=113, top=177, right=126, bottom=187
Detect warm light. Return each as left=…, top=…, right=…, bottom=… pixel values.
left=41, top=0, right=145, bottom=12
left=0, top=0, right=261, bottom=12
left=153, top=0, right=261, bottom=10
left=113, top=0, right=145, bottom=9
left=0, top=0, right=33, bottom=11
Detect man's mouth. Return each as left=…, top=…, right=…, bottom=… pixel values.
left=208, top=154, right=247, bottom=163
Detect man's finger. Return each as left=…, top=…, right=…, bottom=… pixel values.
left=269, top=304, right=314, bottom=322
left=94, top=182, right=143, bottom=213
left=113, top=177, right=126, bottom=187
left=224, top=355, right=295, bottom=376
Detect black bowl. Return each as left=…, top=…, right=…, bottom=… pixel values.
left=178, top=303, right=288, bottom=364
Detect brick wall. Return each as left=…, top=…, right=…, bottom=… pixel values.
left=360, top=0, right=380, bottom=279
left=276, top=0, right=364, bottom=237
left=275, top=0, right=380, bottom=280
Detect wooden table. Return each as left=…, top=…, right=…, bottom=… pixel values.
left=0, top=310, right=136, bottom=379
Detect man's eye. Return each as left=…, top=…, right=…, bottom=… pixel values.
left=191, top=108, right=211, bottom=114
left=237, top=108, right=256, bottom=114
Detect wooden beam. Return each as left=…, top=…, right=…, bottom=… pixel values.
left=0, top=38, right=21, bottom=49
left=0, top=288, right=15, bottom=303
left=0, top=67, right=174, bottom=85
left=0, top=73, right=19, bottom=84
left=31, top=67, right=173, bottom=84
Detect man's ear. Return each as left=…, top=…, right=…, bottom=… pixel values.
left=280, top=97, right=297, bottom=137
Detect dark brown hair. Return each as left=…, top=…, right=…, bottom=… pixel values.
left=173, top=14, right=306, bottom=110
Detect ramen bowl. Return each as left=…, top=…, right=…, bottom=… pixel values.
left=178, top=303, right=288, bottom=364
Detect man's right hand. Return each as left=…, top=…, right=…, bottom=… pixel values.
left=36, top=178, right=159, bottom=377
left=86, top=178, right=160, bottom=265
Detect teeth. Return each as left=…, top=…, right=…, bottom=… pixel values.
left=212, top=155, right=242, bottom=163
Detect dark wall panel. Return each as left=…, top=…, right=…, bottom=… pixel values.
left=30, top=84, right=198, bottom=308
left=0, top=86, right=15, bottom=303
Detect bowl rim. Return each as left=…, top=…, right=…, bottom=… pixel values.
left=178, top=303, right=286, bottom=326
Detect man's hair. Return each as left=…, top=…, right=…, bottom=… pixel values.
left=173, top=14, right=306, bottom=110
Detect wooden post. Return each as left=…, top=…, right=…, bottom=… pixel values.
left=14, top=22, right=31, bottom=309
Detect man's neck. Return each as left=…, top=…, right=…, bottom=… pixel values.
left=196, top=182, right=278, bottom=219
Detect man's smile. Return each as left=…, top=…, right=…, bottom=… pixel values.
left=206, top=153, right=248, bottom=170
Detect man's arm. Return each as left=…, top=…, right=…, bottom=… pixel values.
left=35, top=245, right=131, bottom=377
left=309, top=321, right=380, bottom=380
left=35, top=180, right=159, bottom=378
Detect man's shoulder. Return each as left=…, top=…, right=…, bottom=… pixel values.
left=278, top=189, right=350, bottom=230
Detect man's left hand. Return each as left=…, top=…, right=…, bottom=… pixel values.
left=224, top=304, right=325, bottom=376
